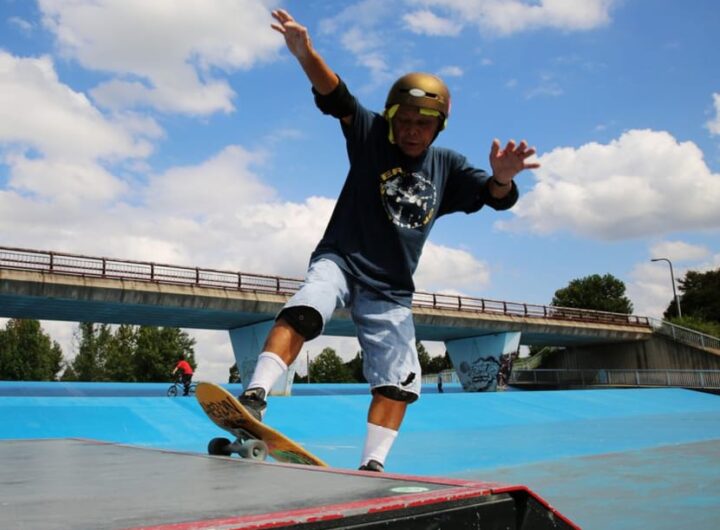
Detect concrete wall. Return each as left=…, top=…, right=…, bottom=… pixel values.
left=543, top=334, right=720, bottom=371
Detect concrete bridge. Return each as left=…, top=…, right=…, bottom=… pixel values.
left=1, top=246, right=654, bottom=392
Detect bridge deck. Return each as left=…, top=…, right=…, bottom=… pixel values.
left=1, top=266, right=651, bottom=346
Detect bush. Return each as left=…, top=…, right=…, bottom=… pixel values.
left=668, top=316, right=720, bottom=338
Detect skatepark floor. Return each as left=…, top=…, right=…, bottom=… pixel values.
left=2, top=382, right=720, bottom=529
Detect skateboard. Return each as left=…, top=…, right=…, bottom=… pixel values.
left=195, top=382, right=327, bottom=467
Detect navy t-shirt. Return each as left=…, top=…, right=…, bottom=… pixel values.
left=311, top=101, right=518, bottom=307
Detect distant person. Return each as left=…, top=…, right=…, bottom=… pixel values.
left=172, top=354, right=194, bottom=396
left=497, top=354, right=513, bottom=389
left=437, top=373, right=444, bottom=393
left=236, top=8, right=539, bottom=472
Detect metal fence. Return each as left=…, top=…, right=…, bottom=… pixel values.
left=509, top=368, right=720, bottom=390
left=421, top=369, right=461, bottom=385
left=649, top=318, right=720, bottom=352
left=0, top=245, right=652, bottom=328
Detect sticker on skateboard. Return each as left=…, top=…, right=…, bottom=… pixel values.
left=195, top=382, right=327, bottom=467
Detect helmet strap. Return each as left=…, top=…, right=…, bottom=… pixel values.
left=384, top=104, right=400, bottom=144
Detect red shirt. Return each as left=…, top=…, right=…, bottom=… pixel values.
left=175, top=360, right=193, bottom=375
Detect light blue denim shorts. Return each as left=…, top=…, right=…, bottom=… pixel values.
left=284, top=258, right=421, bottom=398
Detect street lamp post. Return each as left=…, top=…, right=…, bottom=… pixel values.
left=651, top=258, right=682, bottom=317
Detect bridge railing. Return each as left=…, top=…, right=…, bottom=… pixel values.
left=0, top=245, right=650, bottom=328
left=509, top=368, right=720, bottom=390
left=648, top=318, right=720, bottom=352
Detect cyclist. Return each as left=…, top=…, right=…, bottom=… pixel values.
left=172, top=354, right=194, bottom=396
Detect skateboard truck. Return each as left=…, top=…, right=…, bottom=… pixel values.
left=208, top=429, right=269, bottom=461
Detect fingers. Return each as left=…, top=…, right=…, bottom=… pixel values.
left=270, top=8, right=294, bottom=33
left=497, top=139, right=538, bottom=159
left=490, top=138, right=501, bottom=158
left=271, top=9, right=293, bottom=24
left=504, top=139, right=516, bottom=155
left=491, top=138, right=541, bottom=174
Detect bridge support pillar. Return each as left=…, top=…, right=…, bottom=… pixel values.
left=444, top=332, right=521, bottom=392
left=228, top=321, right=297, bottom=396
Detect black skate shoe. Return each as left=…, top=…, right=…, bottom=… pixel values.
left=238, top=387, right=267, bottom=421
left=358, top=459, right=384, bottom=472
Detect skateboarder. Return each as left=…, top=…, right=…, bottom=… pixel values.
left=172, top=354, right=194, bottom=396
left=238, top=8, right=540, bottom=472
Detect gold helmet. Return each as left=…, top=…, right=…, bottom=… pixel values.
left=384, top=72, right=450, bottom=130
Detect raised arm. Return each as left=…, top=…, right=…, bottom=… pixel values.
left=271, top=10, right=338, bottom=94
left=271, top=9, right=355, bottom=124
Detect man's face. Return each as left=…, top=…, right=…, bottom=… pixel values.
left=392, top=105, right=441, bottom=158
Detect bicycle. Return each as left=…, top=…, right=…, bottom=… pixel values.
left=167, top=377, right=197, bottom=397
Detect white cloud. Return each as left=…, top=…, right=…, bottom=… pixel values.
left=707, top=92, right=720, bottom=136
left=415, top=242, right=491, bottom=293
left=438, top=65, right=464, bottom=77
left=649, top=241, right=710, bottom=263
left=403, top=9, right=461, bottom=36
left=524, top=73, right=564, bottom=99
left=320, top=0, right=397, bottom=88
left=6, top=154, right=127, bottom=202
left=627, top=260, right=678, bottom=319
left=320, top=0, right=616, bottom=86
left=8, top=16, right=34, bottom=33
left=406, top=0, right=616, bottom=36
left=0, top=52, right=151, bottom=161
left=627, top=242, right=720, bottom=320
left=0, top=51, right=156, bottom=207
left=498, top=129, right=720, bottom=240
left=38, top=0, right=282, bottom=115
left=145, top=145, right=276, bottom=216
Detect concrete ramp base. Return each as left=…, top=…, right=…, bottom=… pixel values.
left=1, top=439, right=578, bottom=530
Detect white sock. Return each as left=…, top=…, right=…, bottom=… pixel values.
left=246, top=352, right=288, bottom=395
left=360, top=423, right=398, bottom=467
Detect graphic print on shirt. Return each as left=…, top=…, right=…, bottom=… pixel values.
left=380, top=167, right=437, bottom=229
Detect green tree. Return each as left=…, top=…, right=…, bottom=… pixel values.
left=309, top=347, right=352, bottom=383
left=668, top=316, right=720, bottom=338
left=416, top=341, right=432, bottom=372
left=229, top=362, right=241, bottom=384
left=552, top=273, right=633, bottom=314
left=66, top=323, right=115, bottom=381
left=64, top=324, right=197, bottom=382
left=664, top=268, right=720, bottom=322
left=344, top=351, right=366, bottom=383
left=104, top=324, right=137, bottom=382
left=426, top=351, right=453, bottom=374
left=133, top=326, right=196, bottom=382
left=416, top=342, right=452, bottom=375
left=0, top=319, right=63, bottom=381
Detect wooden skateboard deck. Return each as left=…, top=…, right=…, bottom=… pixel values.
left=195, top=382, right=327, bottom=467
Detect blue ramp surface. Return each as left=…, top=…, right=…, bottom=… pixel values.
left=2, top=386, right=720, bottom=529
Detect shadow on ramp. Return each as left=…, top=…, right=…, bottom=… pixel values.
left=2, top=439, right=578, bottom=529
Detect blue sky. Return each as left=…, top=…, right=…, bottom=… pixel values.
left=1, top=0, right=719, bottom=382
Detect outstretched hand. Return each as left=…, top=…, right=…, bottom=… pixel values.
left=489, top=139, right=541, bottom=185
left=271, top=9, right=312, bottom=60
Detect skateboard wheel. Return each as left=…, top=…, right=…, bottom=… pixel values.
left=239, top=439, right=268, bottom=461
left=208, top=437, right=233, bottom=456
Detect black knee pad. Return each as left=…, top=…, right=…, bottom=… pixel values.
left=373, top=385, right=419, bottom=404
left=278, top=306, right=323, bottom=341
